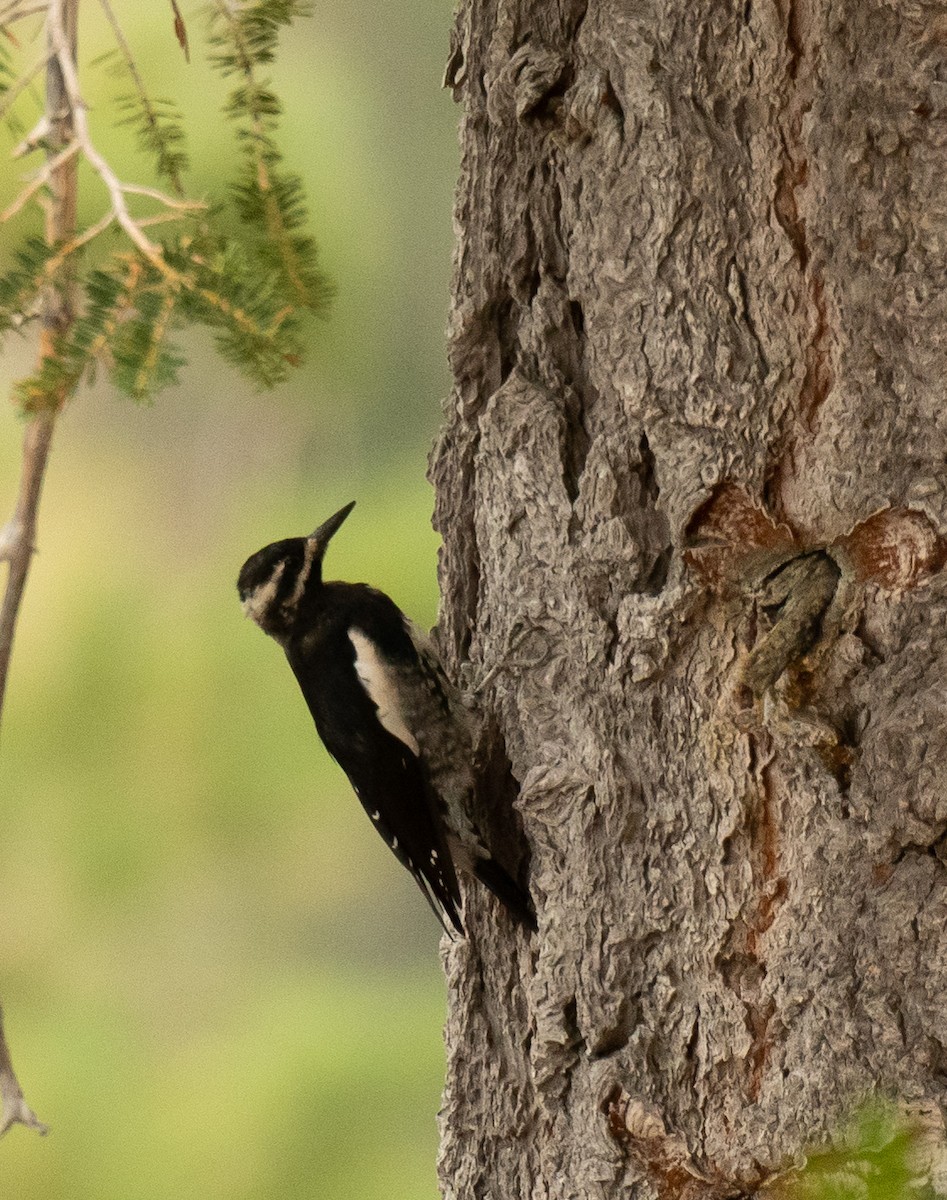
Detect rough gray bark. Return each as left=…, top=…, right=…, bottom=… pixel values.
left=430, top=0, right=947, bottom=1196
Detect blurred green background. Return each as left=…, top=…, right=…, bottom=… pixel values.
left=0, top=2, right=458, bottom=1196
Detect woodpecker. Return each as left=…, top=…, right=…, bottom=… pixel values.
left=237, top=502, right=535, bottom=936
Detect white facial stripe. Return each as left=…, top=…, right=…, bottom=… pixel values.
left=242, top=561, right=286, bottom=624
left=348, top=628, right=421, bottom=755
left=285, top=538, right=317, bottom=615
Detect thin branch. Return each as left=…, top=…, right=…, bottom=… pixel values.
left=0, top=0, right=74, bottom=1140
left=0, top=0, right=74, bottom=706
left=0, top=1, right=49, bottom=26
left=0, top=1006, right=47, bottom=1136
left=210, top=0, right=313, bottom=304
left=48, top=204, right=114, bottom=257
left=0, top=50, right=49, bottom=122
left=0, top=412, right=55, bottom=708
left=134, top=286, right=175, bottom=395
left=137, top=210, right=192, bottom=228
left=121, top=182, right=203, bottom=210
left=46, top=0, right=162, bottom=262
left=211, top=0, right=274, bottom=191
left=0, top=136, right=79, bottom=220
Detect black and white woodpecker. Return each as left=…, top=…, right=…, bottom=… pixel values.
left=237, top=502, right=535, bottom=936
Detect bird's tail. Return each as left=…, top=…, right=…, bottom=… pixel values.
left=473, top=856, right=537, bottom=932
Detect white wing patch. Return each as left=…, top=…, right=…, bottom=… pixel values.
left=348, top=629, right=421, bottom=755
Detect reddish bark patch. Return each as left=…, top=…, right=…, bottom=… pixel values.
left=684, top=482, right=796, bottom=592
left=687, top=489, right=947, bottom=599
left=602, top=1086, right=759, bottom=1199
left=836, top=507, right=947, bottom=591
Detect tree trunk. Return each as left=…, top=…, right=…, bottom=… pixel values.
left=430, top=0, right=947, bottom=1195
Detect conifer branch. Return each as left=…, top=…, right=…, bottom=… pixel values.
left=0, top=0, right=328, bottom=406
left=98, top=0, right=188, bottom=194
left=0, top=0, right=74, bottom=696
left=209, top=0, right=324, bottom=310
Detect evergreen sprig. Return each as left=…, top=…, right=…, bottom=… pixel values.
left=207, top=0, right=311, bottom=75
left=208, top=0, right=328, bottom=311
left=0, top=236, right=71, bottom=338
left=165, top=232, right=303, bottom=388
left=94, top=30, right=190, bottom=196
left=114, top=91, right=189, bottom=196
left=14, top=259, right=143, bottom=410
left=9, top=220, right=312, bottom=409
left=0, top=0, right=329, bottom=412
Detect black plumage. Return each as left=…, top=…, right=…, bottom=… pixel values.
left=237, top=502, right=535, bottom=935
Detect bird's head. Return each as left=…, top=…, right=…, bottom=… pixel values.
left=237, top=501, right=355, bottom=639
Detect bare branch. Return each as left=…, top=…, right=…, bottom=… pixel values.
left=121, top=182, right=204, bottom=210
left=137, top=210, right=193, bottom=228
left=12, top=115, right=53, bottom=158
left=0, top=136, right=79, bottom=221
left=46, top=0, right=162, bottom=262
left=55, top=205, right=114, bottom=252
left=0, top=1, right=49, bottom=26
left=0, top=0, right=75, bottom=725
left=0, top=414, right=56, bottom=718
left=0, top=1007, right=47, bottom=1137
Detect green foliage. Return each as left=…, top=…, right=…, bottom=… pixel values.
left=778, top=1102, right=943, bottom=1200
left=14, top=264, right=129, bottom=408
left=208, top=0, right=312, bottom=73
left=166, top=234, right=305, bottom=389
left=0, top=236, right=64, bottom=337
left=0, top=0, right=330, bottom=410
left=209, top=0, right=327, bottom=310
left=114, top=90, right=189, bottom=195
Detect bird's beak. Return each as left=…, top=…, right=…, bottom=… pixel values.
left=308, top=501, right=356, bottom=549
